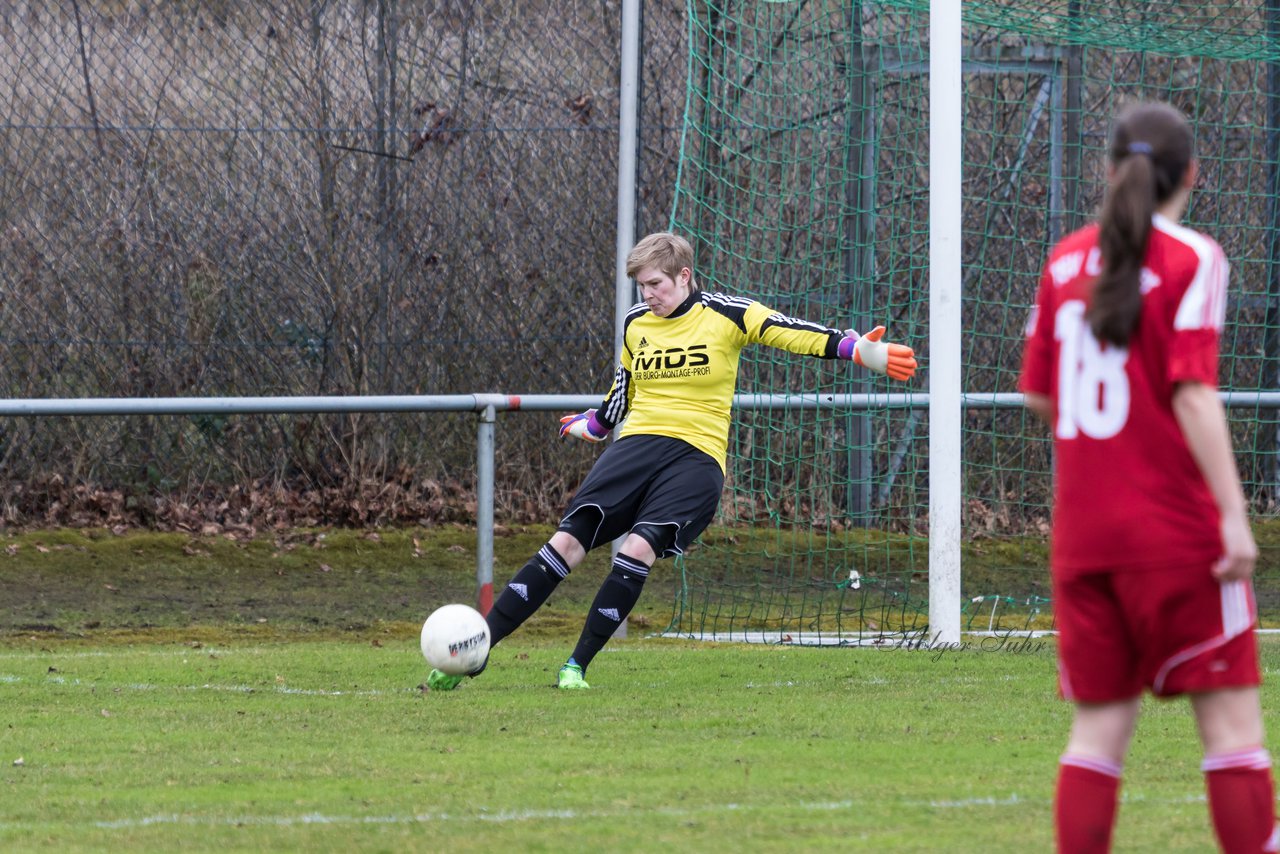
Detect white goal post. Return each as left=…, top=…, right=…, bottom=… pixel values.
left=929, top=0, right=964, bottom=644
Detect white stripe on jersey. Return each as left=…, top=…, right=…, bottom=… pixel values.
left=601, top=364, right=630, bottom=425
left=1210, top=248, right=1229, bottom=328
left=701, top=292, right=753, bottom=310
left=1156, top=213, right=1229, bottom=332
left=765, top=312, right=833, bottom=334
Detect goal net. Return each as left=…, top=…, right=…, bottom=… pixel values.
left=664, top=0, right=1280, bottom=642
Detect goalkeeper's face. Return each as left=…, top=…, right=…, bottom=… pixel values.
left=635, top=265, right=694, bottom=318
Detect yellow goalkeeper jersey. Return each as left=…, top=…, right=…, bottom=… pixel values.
left=594, top=290, right=845, bottom=473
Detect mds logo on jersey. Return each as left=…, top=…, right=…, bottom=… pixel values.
left=632, top=343, right=712, bottom=379
left=633, top=344, right=709, bottom=371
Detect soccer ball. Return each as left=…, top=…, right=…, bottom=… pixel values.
left=420, top=603, right=490, bottom=675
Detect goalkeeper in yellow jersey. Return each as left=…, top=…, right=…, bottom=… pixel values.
left=428, top=231, right=917, bottom=691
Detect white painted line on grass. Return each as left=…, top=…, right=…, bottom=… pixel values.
left=0, top=792, right=1221, bottom=835
left=907, top=792, right=1208, bottom=809
left=1, top=800, right=862, bottom=834
left=911, top=795, right=1029, bottom=808
left=0, top=674, right=412, bottom=697
left=0, top=647, right=247, bottom=661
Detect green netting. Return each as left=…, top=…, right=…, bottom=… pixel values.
left=665, top=0, right=1280, bottom=642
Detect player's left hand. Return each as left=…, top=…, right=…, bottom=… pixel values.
left=843, top=326, right=917, bottom=381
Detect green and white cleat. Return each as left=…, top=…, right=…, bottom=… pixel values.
left=426, top=668, right=465, bottom=692
left=557, top=662, right=590, bottom=690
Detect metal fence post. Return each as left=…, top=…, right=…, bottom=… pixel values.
left=476, top=402, right=497, bottom=615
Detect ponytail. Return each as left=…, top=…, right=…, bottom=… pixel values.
left=1090, top=154, right=1156, bottom=347
left=1086, top=103, right=1194, bottom=348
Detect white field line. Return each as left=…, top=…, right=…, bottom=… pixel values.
left=0, top=676, right=993, bottom=696
left=0, top=792, right=1217, bottom=835
left=0, top=800, right=859, bottom=833
left=905, top=792, right=1207, bottom=809
left=0, top=646, right=250, bottom=660
left=0, top=674, right=413, bottom=697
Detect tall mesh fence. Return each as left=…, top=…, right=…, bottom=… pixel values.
left=0, top=1, right=685, bottom=526
left=668, top=0, right=1280, bottom=640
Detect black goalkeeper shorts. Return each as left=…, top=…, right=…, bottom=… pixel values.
left=557, top=434, right=724, bottom=559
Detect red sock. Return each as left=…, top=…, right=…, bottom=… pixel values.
left=1056, top=754, right=1122, bottom=854
left=1203, top=747, right=1278, bottom=854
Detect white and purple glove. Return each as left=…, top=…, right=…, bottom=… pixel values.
left=558, top=409, right=609, bottom=443
left=837, top=326, right=917, bottom=381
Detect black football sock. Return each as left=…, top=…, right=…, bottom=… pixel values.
left=569, top=553, right=650, bottom=672
left=487, top=544, right=571, bottom=646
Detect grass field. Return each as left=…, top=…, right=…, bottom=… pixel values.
left=3, top=631, right=1280, bottom=852
left=1, top=525, right=1279, bottom=852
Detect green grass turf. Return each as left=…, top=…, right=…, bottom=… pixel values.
left=2, top=632, right=1279, bottom=852
left=2, top=523, right=1280, bottom=851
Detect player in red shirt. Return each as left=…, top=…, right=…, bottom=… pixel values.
left=1020, top=102, right=1275, bottom=853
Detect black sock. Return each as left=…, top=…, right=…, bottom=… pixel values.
left=487, top=544, right=571, bottom=646
left=570, top=553, right=650, bottom=672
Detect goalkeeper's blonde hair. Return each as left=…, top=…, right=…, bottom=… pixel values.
left=625, top=232, right=697, bottom=291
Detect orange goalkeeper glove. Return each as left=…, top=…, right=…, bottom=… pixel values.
left=838, top=326, right=917, bottom=381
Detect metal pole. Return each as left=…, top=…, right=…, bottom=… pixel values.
left=2, top=390, right=1274, bottom=418
left=1266, top=0, right=1280, bottom=501
left=1048, top=68, right=1064, bottom=244
left=475, top=403, right=496, bottom=615
left=611, top=0, right=642, bottom=640
left=616, top=0, right=641, bottom=343
left=929, top=0, right=963, bottom=645
left=844, top=0, right=873, bottom=526
left=1062, top=0, right=1083, bottom=236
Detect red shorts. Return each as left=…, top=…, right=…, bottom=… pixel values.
left=1054, top=562, right=1260, bottom=703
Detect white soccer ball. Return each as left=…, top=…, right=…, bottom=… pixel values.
left=420, top=603, right=490, bottom=675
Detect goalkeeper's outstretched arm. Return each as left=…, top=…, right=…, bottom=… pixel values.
left=748, top=303, right=917, bottom=382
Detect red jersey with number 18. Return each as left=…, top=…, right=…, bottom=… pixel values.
left=1019, top=213, right=1229, bottom=575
